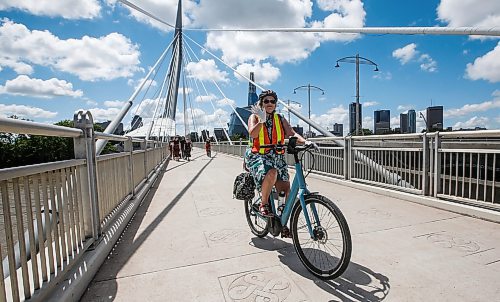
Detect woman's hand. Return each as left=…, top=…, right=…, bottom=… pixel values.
left=251, top=104, right=266, bottom=123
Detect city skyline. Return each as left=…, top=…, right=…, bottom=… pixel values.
left=0, top=1, right=498, bottom=136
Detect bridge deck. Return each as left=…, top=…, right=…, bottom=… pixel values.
left=81, top=149, right=500, bottom=301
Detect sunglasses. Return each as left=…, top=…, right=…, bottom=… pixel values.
left=263, top=99, right=276, bottom=104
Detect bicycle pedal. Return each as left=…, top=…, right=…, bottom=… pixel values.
left=281, top=227, right=292, bottom=238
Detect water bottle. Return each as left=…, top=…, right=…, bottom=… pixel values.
left=277, top=191, right=286, bottom=215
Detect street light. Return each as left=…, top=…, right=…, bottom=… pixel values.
left=335, top=54, right=379, bottom=136
left=286, top=99, right=301, bottom=125
left=419, top=112, right=428, bottom=132
left=293, top=84, right=325, bottom=137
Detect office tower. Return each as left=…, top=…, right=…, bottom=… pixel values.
left=131, top=115, right=143, bottom=131
left=374, top=109, right=391, bottom=134
left=400, top=113, right=408, bottom=133
left=247, top=72, right=258, bottom=107
left=228, top=72, right=256, bottom=137
left=349, top=102, right=362, bottom=134
left=407, top=109, right=416, bottom=133
left=332, top=123, right=343, bottom=136
left=426, top=106, right=443, bottom=130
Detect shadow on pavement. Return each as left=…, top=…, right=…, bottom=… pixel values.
left=81, top=156, right=214, bottom=301
left=251, top=237, right=390, bottom=302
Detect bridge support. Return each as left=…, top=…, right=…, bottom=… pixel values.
left=73, top=111, right=101, bottom=242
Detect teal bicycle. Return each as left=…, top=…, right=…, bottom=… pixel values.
left=244, top=137, right=352, bottom=279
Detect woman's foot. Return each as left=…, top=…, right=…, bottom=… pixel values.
left=259, top=204, right=272, bottom=217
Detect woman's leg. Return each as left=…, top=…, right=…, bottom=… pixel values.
left=274, top=180, right=290, bottom=199
left=261, top=169, right=277, bottom=206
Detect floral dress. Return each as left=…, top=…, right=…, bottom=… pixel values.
left=245, top=117, right=289, bottom=190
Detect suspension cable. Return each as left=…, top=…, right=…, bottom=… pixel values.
left=118, top=0, right=176, bottom=30
left=183, top=41, right=232, bottom=145
left=183, top=37, right=248, bottom=134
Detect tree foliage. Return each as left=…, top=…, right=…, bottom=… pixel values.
left=0, top=117, right=117, bottom=169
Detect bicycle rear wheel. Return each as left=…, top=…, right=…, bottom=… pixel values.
left=291, top=194, right=351, bottom=279
left=244, top=192, right=269, bottom=238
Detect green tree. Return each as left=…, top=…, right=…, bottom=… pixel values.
left=0, top=117, right=117, bottom=168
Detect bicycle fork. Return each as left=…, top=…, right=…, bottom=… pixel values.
left=298, top=191, right=321, bottom=239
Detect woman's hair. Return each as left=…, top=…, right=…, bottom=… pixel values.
left=258, top=90, right=278, bottom=107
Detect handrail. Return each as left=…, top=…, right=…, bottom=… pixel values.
left=0, top=159, right=86, bottom=181
left=0, top=116, right=83, bottom=137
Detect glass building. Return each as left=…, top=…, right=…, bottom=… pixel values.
left=374, top=109, right=390, bottom=134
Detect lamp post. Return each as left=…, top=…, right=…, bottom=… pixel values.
left=419, top=112, right=428, bottom=132
left=335, top=54, right=378, bottom=136
left=293, top=84, right=325, bottom=137
left=286, top=99, right=301, bottom=125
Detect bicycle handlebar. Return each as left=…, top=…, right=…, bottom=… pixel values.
left=259, top=137, right=312, bottom=154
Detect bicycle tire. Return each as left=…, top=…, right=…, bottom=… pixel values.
left=244, top=193, right=269, bottom=238
left=291, top=194, right=351, bottom=279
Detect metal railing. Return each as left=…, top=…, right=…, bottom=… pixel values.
left=198, top=130, right=499, bottom=210
left=0, top=112, right=169, bottom=301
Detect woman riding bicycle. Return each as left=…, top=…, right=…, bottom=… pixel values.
left=246, top=89, right=313, bottom=217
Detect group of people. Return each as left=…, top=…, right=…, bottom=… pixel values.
left=169, top=136, right=192, bottom=161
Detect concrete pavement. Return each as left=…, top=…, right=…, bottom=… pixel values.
left=81, top=148, right=500, bottom=301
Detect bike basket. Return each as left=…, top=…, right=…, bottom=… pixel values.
left=232, top=172, right=255, bottom=200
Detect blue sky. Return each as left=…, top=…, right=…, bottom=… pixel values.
left=0, top=0, right=499, bottom=135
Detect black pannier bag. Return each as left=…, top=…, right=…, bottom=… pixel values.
left=233, top=172, right=256, bottom=200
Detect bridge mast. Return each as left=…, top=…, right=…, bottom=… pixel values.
left=163, top=0, right=183, bottom=124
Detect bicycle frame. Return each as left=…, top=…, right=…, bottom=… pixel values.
left=268, top=157, right=321, bottom=239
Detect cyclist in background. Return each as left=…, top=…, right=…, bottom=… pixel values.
left=246, top=90, right=314, bottom=216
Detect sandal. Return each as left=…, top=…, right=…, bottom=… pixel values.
left=259, top=204, right=273, bottom=217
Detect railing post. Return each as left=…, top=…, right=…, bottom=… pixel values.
left=422, top=133, right=430, bottom=195
left=124, top=137, right=135, bottom=197
left=142, top=139, right=147, bottom=179
left=73, top=110, right=100, bottom=241
left=433, top=132, right=441, bottom=197
left=344, top=137, right=350, bottom=180
left=349, top=136, right=355, bottom=180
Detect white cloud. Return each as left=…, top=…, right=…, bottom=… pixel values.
left=130, top=98, right=165, bottom=118
left=0, top=75, right=83, bottom=98
left=397, top=105, right=413, bottom=112
left=445, top=98, right=500, bottom=118
left=104, top=100, right=126, bottom=108
left=453, top=116, right=490, bottom=129
left=393, top=43, right=437, bottom=72
left=0, top=0, right=101, bottom=19
left=0, top=19, right=141, bottom=81
left=312, top=0, right=366, bottom=42
left=234, top=62, right=280, bottom=86
left=373, top=71, right=392, bottom=80
left=465, top=42, right=500, bottom=83
left=107, top=0, right=194, bottom=32
left=310, top=105, right=349, bottom=132
left=127, top=77, right=157, bottom=91
left=390, top=116, right=399, bottom=128
left=392, top=43, right=418, bottom=64
left=195, top=94, right=217, bottom=103
left=82, top=107, right=122, bottom=122
left=0, top=103, right=57, bottom=119
left=178, top=87, right=193, bottom=95
left=419, top=54, right=437, bottom=72
left=217, top=98, right=236, bottom=107
left=437, top=0, right=500, bottom=39
left=185, top=59, right=228, bottom=82
left=363, top=116, right=373, bottom=131
left=364, top=101, right=379, bottom=107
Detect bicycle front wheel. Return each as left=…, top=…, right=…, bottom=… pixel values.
left=291, top=194, right=351, bottom=279
left=244, top=192, right=269, bottom=238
